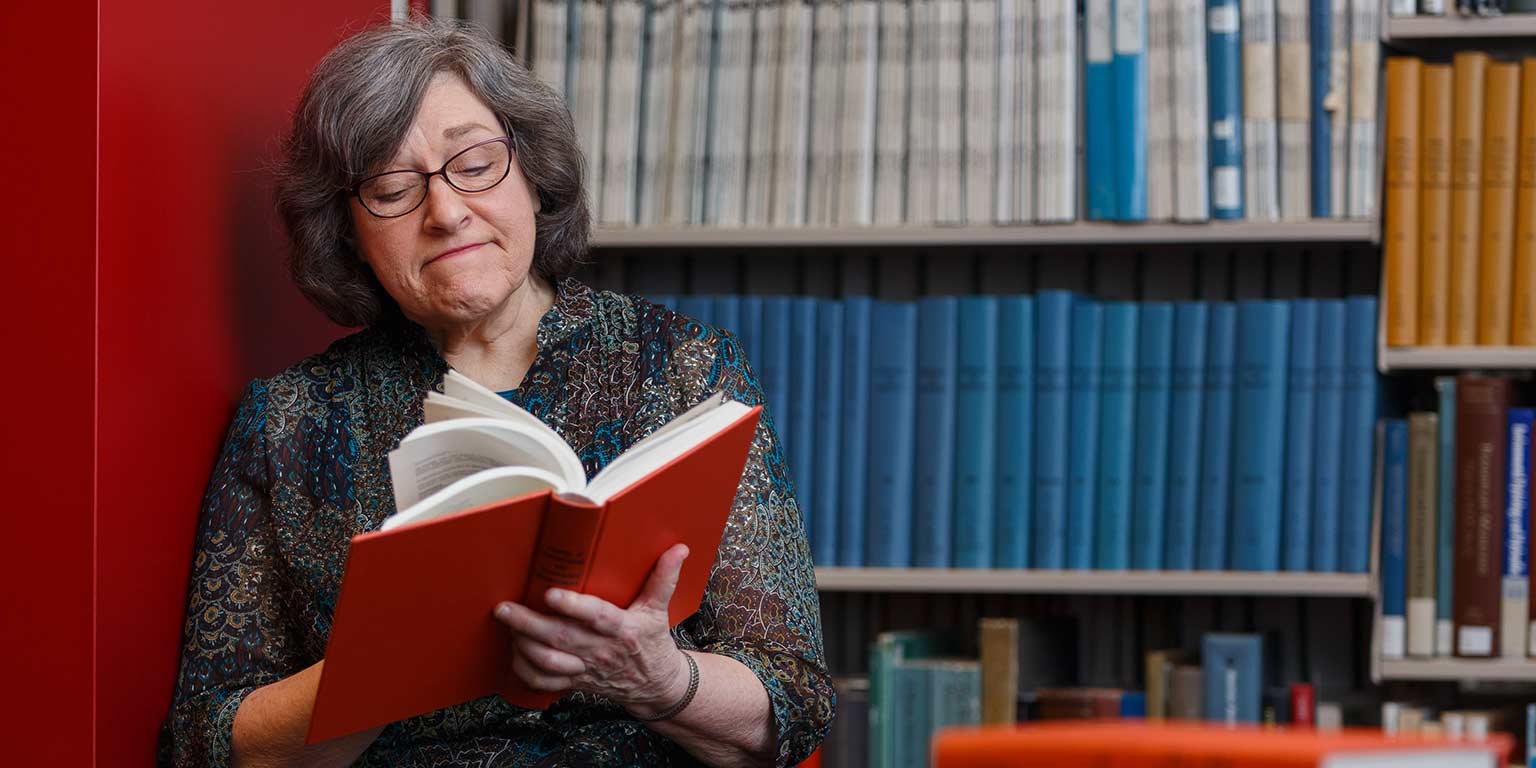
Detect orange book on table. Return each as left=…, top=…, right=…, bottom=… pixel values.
left=305, top=376, right=762, bottom=744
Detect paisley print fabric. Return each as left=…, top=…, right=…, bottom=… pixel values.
left=158, top=279, right=834, bottom=767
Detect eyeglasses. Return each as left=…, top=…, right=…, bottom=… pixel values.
left=351, top=136, right=515, bottom=219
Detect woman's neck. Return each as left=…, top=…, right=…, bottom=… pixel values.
left=428, top=276, right=556, bottom=392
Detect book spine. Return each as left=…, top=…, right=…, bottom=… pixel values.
left=1233, top=300, right=1290, bottom=571
left=1086, top=0, right=1117, bottom=220
left=1419, top=63, right=1454, bottom=347
left=760, top=298, right=793, bottom=452
left=934, top=0, right=964, bottom=224
left=906, top=0, right=935, bottom=224
left=913, top=297, right=959, bottom=567
left=1311, top=300, right=1346, bottom=572
left=1390, top=0, right=1417, bottom=13
left=1034, top=291, right=1073, bottom=568
left=1384, top=57, right=1423, bottom=346
left=1013, top=0, right=1035, bottom=222
left=813, top=300, right=844, bottom=566
left=1454, top=375, right=1510, bottom=657
left=1408, top=411, right=1440, bottom=658
left=1147, top=0, right=1176, bottom=221
left=954, top=298, right=1000, bottom=568
left=1290, top=683, right=1315, bottom=727
left=1283, top=299, right=1318, bottom=571
left=713, top=296, right=742, bottom=346
left=1308, top=0, right=1330, bottom=217
left=995, top=297, right=1035, bottom=567
left=1113, top=0, right=1150, bottom=220
left=1068, top=301, right=1105, bottom=569
left=873, top=0, right=909, bottom=225
left=1242, top=0, right=1280, bottom=221
left=1437, top=376, right=1458, bottom=656
left=1341, top=297, right=1379, bottom=573
left=1450, top=52, right=1489, bottom=346
left=995, top=0, right=1017, bottom=223
left=839, top=297, right=872, bottom=567
left=1328, top=0, right=1349, bottom=218
left=1276, top=0, right=1310, bottom=221
left=1347, top=0, right=1378, bottom=219
left=1037, top=0, right=1078, bottom=222
left=1174, top=0, right=1211, bottom=221
left=738, top=295, right=763, bottom=366
left=1202, top=634, right=1263, bottom=724
left=962, top=0, right=997, bottom=226
left=890, top=663, right=930, bottom=767
left=1504, top=409, right=1532, bottom=658
left=1380, top=419, right=1406, bottom=660
left=1198, top=302, right=1237, bottom=570
left=1480, top=62, right=1521, bottom=346
left=1208, top=0, right=1246, bottom=219
left=524, top=495, right=605, bottom=614
left=1515, top=58, right=1536, bottom=346
left=1097, top=302, right=1140, bottom=570
left=866, top=301, right=919, bottom=567
left=1133, top=303, right=1175, bottom=569
left=1165, top=303, right=1209, bottom=571
left=742, top=2, right=778, bottom=227
left=789, top=297, right=818, bottom=535
left=978, top=619, right=1018, bottom=725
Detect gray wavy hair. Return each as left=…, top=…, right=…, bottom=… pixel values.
left=276, top=18, right=589, bottom=328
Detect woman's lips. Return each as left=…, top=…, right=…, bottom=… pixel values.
left=428, top=242, right=484, bottom=265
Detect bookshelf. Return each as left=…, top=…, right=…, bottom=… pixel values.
left=1379, top=346, right=1536, bottom=372
left=1375, top=657, right=1536, bottom=683
left=815, top=568, right=1373, bottom=597
left=1384, top=14, right=1536, bottom=42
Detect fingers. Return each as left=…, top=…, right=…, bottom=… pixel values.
left=511, top=651, right=573, bottom=692
left=494, top=601, right=601, bottom=652
left=512, top=634, right=587, bottom=677
left=545, top=588, right=627, bottom=637
left=634, top=544, right=689, bottom=613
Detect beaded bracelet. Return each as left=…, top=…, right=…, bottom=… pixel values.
left=636, top=651, right=700, bottom=723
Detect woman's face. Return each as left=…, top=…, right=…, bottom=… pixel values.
left=350, top=72, right=541, bottom=332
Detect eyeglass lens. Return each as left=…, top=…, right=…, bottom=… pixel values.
left=358, top=139, right=512, bottom=218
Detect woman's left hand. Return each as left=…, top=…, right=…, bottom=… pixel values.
left=493, top=543, right=692, bottom=718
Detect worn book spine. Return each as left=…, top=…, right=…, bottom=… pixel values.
left=1503, top=408, right=1531, bottom=658
left=1454, top=375, right=1510, bottom=657
left=954, top=298, right=1000, bottom=568
left=1382, top=419, right=1409, bottom=660
left=1450, top=52, right=1489, bottom=346
left=1419, top=63, right=1453, bottom=346
left=1035, top=292, right=1073, bottom=568
left=1515, top=58, right=1536, bottom=346
left=1408, top=412, right=1440, bottom=658
left=913, top=297, right=959, bottom=567
left=979, top=619, right=1019, bottom=725
left=1067, top=300, right=1104, bottom=569
left=1480, top=62, right=1521, bottom=346
left=1384, top=57, right=1422, bottom=347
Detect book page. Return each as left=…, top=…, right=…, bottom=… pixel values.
left=585, top=398, right=753, bottom=503
left=389, top=419, right=581, bottom=510
left=381, top=466, right=564, bottom=531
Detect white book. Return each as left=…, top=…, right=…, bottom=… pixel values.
left=1171, top=0, right=1209, bottom=221
left=963, top=0, right=998, bottom=226
left=838, top=0, right=879, bottom=225
left=906, top=0, right=937, bottom=224
left=1035, top=0, right=1076, bottom=222
left=773, top=1, right=814, bottom=226
left=806, top=0, right=845, bottom=226
left=709, top=1, right=753, bottom=226
left=638, top=0, right=678, bottom=226
left=1420, top=0, right=1446, bottom=14
left=535, top=0, right=569, bottom=98
left=1241, top=0, right=1279, bottom=222
left=995, top=0, right=1017, bottom=223
left=1147, top=0, right=1176, bottom=222
left=665, top=0, right=706, bottom=225
left=578, top=1, right=609, bottom=220
left=1276, top=0, right=1310, bottom=221
left=1013, top=0, right=1035, bottom=223
left=1388, top=0, right=1416, bottom=15
left=745, top=1, right=783, bottom=226
left=1328, top=0, right=1349, bottom=220
left=601, top=1, right=645, bottom=226
left=1347, top=0, right=1377, bottom=220
left=935, top=0, right=966, bottom=224
left=873, top=0, right=909, bottom=225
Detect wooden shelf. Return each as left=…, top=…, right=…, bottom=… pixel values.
left=813, top=568, right=1374, bottom=597
left=1384, top=13, right=1536, bottom=41
left=1377, top=657, right=1536, bottom=682
left=590, top=221, right=1374, bottom=249
left=1380, top=346, right=1536, bottom=371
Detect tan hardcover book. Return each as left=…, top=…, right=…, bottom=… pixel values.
left=1450, top=52, right=1489, bottom=347
left=1167, top=665, right=1203, bottom=721
left=1515, top=59, right=1536, bottom=346
left=978, top=618, right=1019, bottom=725
left=1479, top=62, right=1521, bottom=346
left=1407, top=412, right=1439, bottom=658
left=1143, top=648, right=1191, bottom=721
left=1419, top=64, right=1453, bottom=347
left=1384, top=57, right=1423, bottom=347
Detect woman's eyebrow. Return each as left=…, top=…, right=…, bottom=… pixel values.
left=443, top=122, right=495, bottom=140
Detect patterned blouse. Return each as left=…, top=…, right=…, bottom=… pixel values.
left=158, top=278, right=834, bottom=767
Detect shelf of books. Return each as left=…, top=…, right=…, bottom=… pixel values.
left=589, top=221, right=1376, bottom=249
left=814, top=568, right=1374, bottom=597
left=1385, top=13, right=1536, bottom=42
left=1380, top=346, right=1536, bottom=371
left=1377, top=657, right=1536, bottom=683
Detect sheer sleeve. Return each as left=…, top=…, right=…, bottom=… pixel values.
left=158, top=381, right=303, bottom=767
left=677, top=332, right=836, bottom=768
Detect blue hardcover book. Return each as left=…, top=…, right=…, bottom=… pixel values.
left=866, top=301, right=918, bottom=567
left=1112, top=0, right=1149, bottom=221
left=1309, top=0, right=1333, bottom=217
left=677, top=296, right=715, bottom=328
left=995, top=297, right=1036, bottom=568
left=1505, top=409, right=1533, bottom=659
left=1340, top=297, right=1380, bottom=574
left=759, top=298, right=792, bottom=453
left=1132, top=303, right=1174, bottom=570
left=840, top=298, right=874, bottom=567
left=648, top=294, right=676, bottom=310
left=1207, top=0, right=1245, bottom=219
left=738, top=296, right=763, bottom=368
left=713, top=296, right=741, bottom=343
left=1034, top=291, right=1074, bottom=569
left=1097, top=302, right=1139, bottom=570
left=1435, top=376, right=1457, bottom=654
left=1068, top=300, right=1105, bottom=570
left=1165, top=303, right=1209, bottom=571
left=1311, top=301, right=1347, bottom=573
left=789, top=298, right=818, bottom=534
left=1198, top=303, right=1238, bottom=570
left=1283, top=300, right=1319, bottom=571
left=1202, top=633, right=1263, bottom=724
left=1120, top=691, right=1147, bottom=719
left=811, top=300, right=842, bottom=565
left=1085, top=0, right=1117, bottom=220
left=1382, top=419, right=1409, bottom=660
left=1527, top=704, right=1536, bottom=768
left=954, top=298, right=1000, bottom=568
left=914, top=297, right=959, bottom=568
left=1232, top=301, right=1290, bottom=572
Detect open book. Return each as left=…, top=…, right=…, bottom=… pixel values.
left=307, top=371, right=761, bottom=744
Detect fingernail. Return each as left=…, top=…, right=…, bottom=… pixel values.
left=547, top=588, right=565, bottom=604
left=494, top=603, right=513, bottom=621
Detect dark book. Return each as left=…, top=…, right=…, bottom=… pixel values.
left=1453, top=375, right=1510, bottom=657
left=820, top=677, right=868, bottom=768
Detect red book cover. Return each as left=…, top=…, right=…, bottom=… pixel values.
left=1289, top=684, right=1314, bottom=728
left=305, top=406, right=761, bottom=744
left=1453, top=376, right=1509, bottom=658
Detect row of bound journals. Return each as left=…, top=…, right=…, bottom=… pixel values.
left=1378, top=375, right=1536, bottom=662
left=649, top=293, right=1381, bottom=573
left=1382, top=53, right=1536, bottom=349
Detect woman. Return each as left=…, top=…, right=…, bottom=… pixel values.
left=158, top=18, right=833, bottom=768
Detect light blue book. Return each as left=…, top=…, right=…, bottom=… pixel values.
left=759, top=298, right=792, bottom=455
left=1311, top=301, right=1347, bottom=573
left=1085, top=0, right=1117, bottom=220
left=811, top=300, right=842, bottom=566
left=677, top=296, right=715, bottom=328
left=1202, top=633, right=1263, bottom=724
left=840, top=297, right=874, bottom=567
left=954, top=298, right=1000, bottom=568
left=648, top=294, right=676, bottom=310
left=891, top=662, right=932, bottom=768
left=1097, top=302, right=1139, bottom=570
left=1435, top=376, right=1457, bottom=654
left=1232, top=301, right=1290, bottom=572
left=1207, top=0, right=1245, bottom=219
left=1198, top=303, right=1238, bottom=570
left=738, top=296, right=763, bottom=368
left=1068, top=300, right=1104, bottom=570
left=1382, top=419, right=1409, bottom=659
left=1505, top=409, right=1533, bottom=659
left=1309, top=0, right=1333, bottom=217
left=1526, top=703, right=1535, bottom=768
left=789, top=298, right=818, bottom=534
left=713, top=296, right=742, bottom=344
left=1283, top=300, right=1319, bottom=571
left=866, top=301, right=918, bottom=567
left=914, top=297, right=959, bottom=568
left=1132, top=303, right=1174, bottom=570
left=1165, top=302, right=1208, bottom=571
left=1340, top=297, right=1380, bottom=574
left=1112, top=0, right=1149, bottom=221
left=1034, top=291, right=1074, bottom=569
left=995, top=297, right=1035, bottom=568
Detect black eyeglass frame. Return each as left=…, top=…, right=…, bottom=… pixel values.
left=350, top=135, right=516, bottom=219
